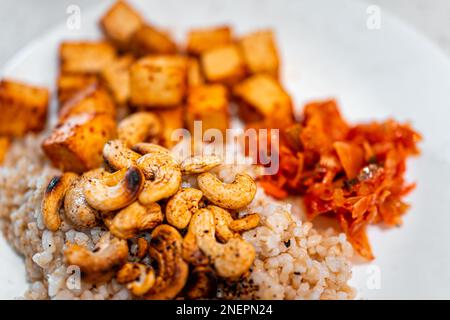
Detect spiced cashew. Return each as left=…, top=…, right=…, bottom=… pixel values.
left=103, top=139, right=141, bottom=170
left=118, top=112, right=161, bottom=147
left=42, top=172, right=79, bottom=231
left=131, top=142, right=171, bottom=156
left=166, top=188, right=203, bottom=229
left=116, top=262, right=156, bottom=296
left=181, top=155, right=222, bottom=174
left=184, top=266, right=217, bottom=299
left=197, top=173, right=257, bottom=210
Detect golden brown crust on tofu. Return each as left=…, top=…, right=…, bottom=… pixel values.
left=233, top=74, right=293, bottom=124
left=239, top=30, right=279, bottom=77
left=58, top=83, right=116, bottom=122
left=130, top=25, right=178, bottom=56
left=59, top=41, right=116, bottom=74
left=100, top=54, right=135, bottom=105
left=187, top=58, right=204, bottom=88
left=0, top=79, right=49, bottom=137
left=100, top=0, right=144, bottom=49
left=42, top=113, right=117, bottom=173
left=186, top=84, right=229, bottom=135
left=0, top=137, right=11, bottom=164
left=129, top=55, right=187, bottom=108
left=200, top=44, right=247, bottom=85
left=186, top=26, right=232, bottom=55
left=155, top=107, right=185, bottom=148
left=57, top=73, right=99, bottom=105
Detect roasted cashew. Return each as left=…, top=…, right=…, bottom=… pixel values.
left=42, top=172, right=79, bottom=231
left=65, top=232, right=128, bottom=282
left=166, top=188, right=203, bottom=229
left=116, top=262, right=156, bottom=296
left=118, top=112, right=161, bottom=147
left=145, top=225, right=189, bottom=300
left=189, top=208, right=255, bottom=280
left=104, top=201, right=163, bottom=239
left=184, top=265, right=217, bottom=300
left=103, top=139, right=141, bottom=170
left=131, top=142, right=171, bottom=156
left=181, top=155, right=222, bottom=174
left=136, top=237, right=149, bottom=259
left=209, top=205, right=260, bottom=242
left=83, top=166, right=145, bottom=211
left=197, top=173, right=257, bottom=210
left=137, top=152, right=182, bottom=205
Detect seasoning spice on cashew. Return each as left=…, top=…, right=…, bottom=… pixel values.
left=197, top=172, right=257, bottom=210
left=42, top=172, right=79, bottom=231
left=64, top=232, right=128, bottom=282
left=184, top=265, right=218, bottom=300
left=104, top=201, right=163, bottom=239
left=83, top=166, right=144, bottom=211
left=181, top=155, right=222, bottom=174
left=118, top=112, right=161, bottom=147
left=131, top=142, right=172, bottom=156
left=137, top=152, right=182, bottom=205
left=144, top=225, right=189, bottom=300
left=166, top=188, right=203, bottom=229
left=116, top=262, right=156, bottom=296
left=103, top=139, right=141, bottom=170
left=136, top=237, right=149, bottom=259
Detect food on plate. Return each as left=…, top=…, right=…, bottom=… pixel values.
left=186, top=26, right=233, bottom=55
left=130, top=24, right=178, bottom=57
left=57, top=73, right=99, bottom=105
left=100, top=54, right=135, bottom=106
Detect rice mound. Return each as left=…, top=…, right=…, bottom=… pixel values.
left=0, top=134, right=355, bottom=300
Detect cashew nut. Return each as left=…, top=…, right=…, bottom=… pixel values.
left=136, top=237, right=149, bottom=259
left=181, top=155, right=222, bottom=174
left=131, top=142, right=171, bottom=156
left=137, top=152, right=182, bottom=205
left=104, top=201, right=163, bottom=239
left=83, top=166, right=145, bottom=211
left=116, top=262, right=156, bottom=296
left=197, top=173, right=257, bottom=210
left=103, top=139, right=141, bottom=170
left=42, top=172, right=79, bottom=231
left=184, top=266, right=217, bottom=300
left=118, top=112, right=161, bottom=147
left=65, top=232, right=128, bottom=282
left=145, top=225, right=189, bottom=300
left=166, top=188, right=203, bottom=229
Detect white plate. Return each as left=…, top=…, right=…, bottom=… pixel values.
left=2, top=0, right=450, bottom=299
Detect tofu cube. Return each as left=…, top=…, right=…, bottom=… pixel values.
left=239, top=30, right=279, bottom=77
left=129, top=55, right=187, bottom=108
left=0, top=79, right=49, bottom=136
left=233, top=74, right=293, bottom=124
left=186, top=84, right=229, bottom=135
left=57, top=73, right=99, bottom=105
left=186, top=26, right=232, bottom=55
left=100, top=54, right=134, bottom=105
left=201, top=44, right=246, bottom=85
left=0, top=137, right=11, bottom=164
left=100, top=0, right=144, bottom=48
left=42, top=113, right=117, bottom=173
left=155, top=107, right=185, bottom=148
left=60, top=41, right=116, bottom=74
left=187, top=58, right=204, bottom=88
left=58, top=83, right=116, bottom=122
left=130, top=25, right=177, bottom=56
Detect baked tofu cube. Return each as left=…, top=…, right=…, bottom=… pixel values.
left=130, top=25, right=177, bottom=56
left=57, top=73, right=99, bottom=105
left=100, top=0, right=144, bottom=48
left=0, top=79, right=49, bottom=136
left=187, top=58, right=204, bottom=88
left=201, top=44, right=246, bottom=85
left=186, top=84, right=229, bottom=134
left=233, top=74, right=293, bottom=124
left=156, top=107, right=184, bottom=148
left=186, top=26, right=232, bottom=55
left=42, top=113, right=117, bottom=173
left=129, top=55, right=187, bottom=108
left=60, top=42, right=116, bottom=74
left=0, top=137, right=11, bottom=164
left=100, top=54, right=134, bottom=105
left=58, top=83, right=116, bottom=122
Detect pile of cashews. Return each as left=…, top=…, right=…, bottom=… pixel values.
left=41, top=112, right=260, bottom=299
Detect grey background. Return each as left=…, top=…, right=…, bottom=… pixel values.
left=1, top=0, right=450, bottom=68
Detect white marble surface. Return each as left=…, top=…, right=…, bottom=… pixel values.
left=0, top=0, right=450, bottom=68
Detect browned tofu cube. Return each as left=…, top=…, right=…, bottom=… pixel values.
left=233, top=74, right=293, bottom=124
left=155, top=107, right=185, bottom=148
left=130, top=25, right=177, bottom=56
left=100, top=54, right=134, bottom=105
left=201, top=44, right=246, bottom=85
left=57, top=73, right=99, bottom=105
left=100, top=0, right=144, bottom=49
left=0, top=79, right=49, bottom=137
left=129, top=55, right=187, bottom=108
left=186, top=84, right=229, bottom=135
left=60, top=42, right=116, bottom=74
left=58, top=83, right=116, bottom=122
left=187, top=58, right=204, bottom=88
left=42, top=113, right=117, bottom=173
left=0, top=137, right=11, bottom=164
left=239, top=30, right=279, bottom=77
left=186, top=26, right=232, bottom=55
